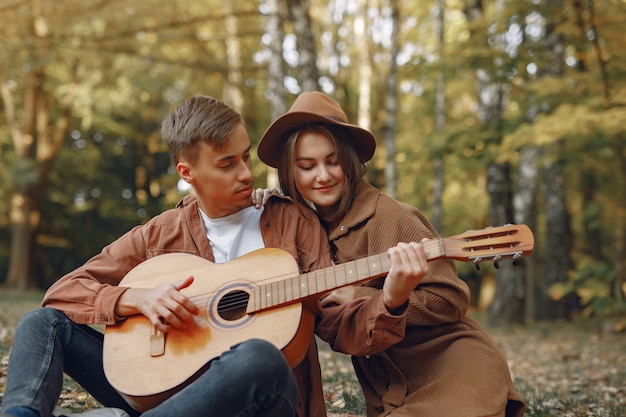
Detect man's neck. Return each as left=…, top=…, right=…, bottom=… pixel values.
left=198, top=200, right=253, bottom=220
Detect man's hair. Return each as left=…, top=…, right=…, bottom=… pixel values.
left=161, top=95, right=243, bottom=165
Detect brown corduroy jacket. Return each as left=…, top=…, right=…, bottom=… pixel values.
left=315, top=181, right=526, bottom=417
left=43, top=194, right=332, bottom=417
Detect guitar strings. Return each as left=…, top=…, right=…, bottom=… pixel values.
left=141, top=229, right=521, bottom=317
left=184, top=239, right=452, bottom=315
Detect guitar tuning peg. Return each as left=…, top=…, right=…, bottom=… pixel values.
left=512, top=260, right=520, bottom=267
left=492, top=255, right=502, bottom=269
left=473, top=257, right=482, bottom=271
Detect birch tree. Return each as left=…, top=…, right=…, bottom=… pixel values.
left=382, top=0, right=400, bottom=199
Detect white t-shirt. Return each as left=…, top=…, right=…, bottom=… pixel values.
left=200, top=206, right=265, bottom=264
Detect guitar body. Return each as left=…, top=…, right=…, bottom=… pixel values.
left=103, top=249, right=314, bottom=412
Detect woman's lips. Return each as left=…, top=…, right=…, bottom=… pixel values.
left=315, top=185, right=335, bottom=193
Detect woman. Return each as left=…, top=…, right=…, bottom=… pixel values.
left=257, top=92, right=526, bottom=417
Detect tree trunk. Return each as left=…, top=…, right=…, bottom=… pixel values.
left=535, top=0, right=571, bottom=321
left=355, top=0, right=372, bottom=140
left=382, top=0, right=399, bottom=199
left=613, top=137, right=626, bottom=304
left=6, top=195, right=34, bottom=289
left=431, top=0, right=446, bottom=233
left=264, top=0, right=288, bottom=189
left=287, top=0, right=319, bottom=93
left=2, top=66, right=69, bottom=289
left=514, top=147, right=540, bottom=323
left=223, top=3, right=244, bottom=112
left=462, top=0, right=524, bottom=325
left=3, top=69, right=41, bottom=289
left=579, top=170, right=604, bottom=260
left=487, top=163, right=525, bottom=326
left=538, top=158, right=571, bottom=320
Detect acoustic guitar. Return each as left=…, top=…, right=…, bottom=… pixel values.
left=103, top=224, right=534, bottom=411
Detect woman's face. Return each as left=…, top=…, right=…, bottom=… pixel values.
left=293, top=130, right=346, bottom=209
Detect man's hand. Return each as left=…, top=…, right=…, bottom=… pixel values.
left=382, top=240, right=429, bottom=312
left=115, top=276, right=200, bottom=332
left=252, top=188, right=281, bottom=208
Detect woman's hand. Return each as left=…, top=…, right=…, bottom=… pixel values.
left=382, top=240, right=429, bottom=312
left=252, top=188, right=281, bottom=208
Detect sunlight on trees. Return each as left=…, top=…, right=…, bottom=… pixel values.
left=0, top=0, right=625, bottom=322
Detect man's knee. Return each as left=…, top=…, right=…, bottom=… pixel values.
left=19, top=307, right=64, bottom=327
left=232, top=339, right=291, bottom=377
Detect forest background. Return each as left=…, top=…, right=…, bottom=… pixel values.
left=1, top=0, right=626, bottom=415
left=2, top=0, right=626, bottom=325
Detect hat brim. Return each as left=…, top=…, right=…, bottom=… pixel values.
left=258, top=112, right=376, bottom=168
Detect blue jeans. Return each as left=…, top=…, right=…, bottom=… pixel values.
left=1, top=308, right=298, bottom=417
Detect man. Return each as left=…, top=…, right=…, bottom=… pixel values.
left=1, top=96, right=331, bottom=417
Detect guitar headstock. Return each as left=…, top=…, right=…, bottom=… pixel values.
left=442, top=224, right=534, bottom=266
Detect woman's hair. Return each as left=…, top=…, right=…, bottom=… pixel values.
left=161, top=95, right=243, bottom=165
left=276, top=125, right=367, bottom=226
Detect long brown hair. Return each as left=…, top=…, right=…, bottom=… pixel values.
left=276, top=125, right=367, bottom=227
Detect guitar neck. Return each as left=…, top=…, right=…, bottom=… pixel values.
left=247, top=237, right=447, bottom=313
left=247, top=223, right=534, bottom=314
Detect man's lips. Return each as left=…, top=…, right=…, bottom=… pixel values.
left=237, top=185, right=253, bottom=195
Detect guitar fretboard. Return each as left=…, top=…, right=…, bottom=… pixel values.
left=248, top=237, right=447, bottom=313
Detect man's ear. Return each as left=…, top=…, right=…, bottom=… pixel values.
left=177, top=161, right=194, bottom=184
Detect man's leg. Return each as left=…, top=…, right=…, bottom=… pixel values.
left=1, top=308, right=136, bottom=417
left=143, top=339, right=298, bottom=417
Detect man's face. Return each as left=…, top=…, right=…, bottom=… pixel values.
left=177, top=123, right=254, bottom=218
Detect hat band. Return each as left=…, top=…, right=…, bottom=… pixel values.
left=324, top=114, right=348, bottom=124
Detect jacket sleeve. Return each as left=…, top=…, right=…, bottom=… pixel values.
left=315, top=198, right=470, bottom=356
left=264, top=196, right=333, bottom=274
left=315, top=292, right=408, bottom=356
left=42, top=224, right=148, bottom=325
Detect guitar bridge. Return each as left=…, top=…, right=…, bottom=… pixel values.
left=150, top=326, right=165, bottom=357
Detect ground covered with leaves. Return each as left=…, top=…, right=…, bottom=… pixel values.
left=1, top=291, right=625, bottom=416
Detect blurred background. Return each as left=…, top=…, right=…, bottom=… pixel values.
left=1, top=0, right=625, bottom=328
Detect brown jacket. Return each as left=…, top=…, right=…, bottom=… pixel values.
left=315, top=181, right=526, bottom=417
left=43, top=194, right=332, bottom=417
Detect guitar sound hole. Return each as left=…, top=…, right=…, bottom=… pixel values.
left=217, top=290, right=250, bottom=321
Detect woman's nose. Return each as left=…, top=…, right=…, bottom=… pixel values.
left=317, top=166, right=332, bottom=182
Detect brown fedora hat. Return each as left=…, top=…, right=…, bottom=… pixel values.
left=258, top=92, right=376, bottom=168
